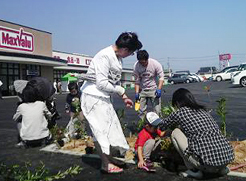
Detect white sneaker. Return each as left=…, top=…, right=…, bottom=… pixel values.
left=15, top=141, right=26, bottom=148
left=179, top=169, right=203, bottom=179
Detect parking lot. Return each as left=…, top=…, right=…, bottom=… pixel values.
left=0, top=80, right=246, bottom=181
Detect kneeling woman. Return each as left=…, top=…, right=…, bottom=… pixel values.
left=158, top=88, right=234, bottom=179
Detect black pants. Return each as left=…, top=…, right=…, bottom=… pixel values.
left=23, top=136, right=52, bottom=148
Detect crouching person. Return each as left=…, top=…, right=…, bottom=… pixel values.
left=156, top=88, right=234, bottom=179
left=135, top=112, right=165, bottom=172
left=13, top=85, right=52, bottom=148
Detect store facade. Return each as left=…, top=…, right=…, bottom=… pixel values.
left=0, top=19, right=135, bottom=96
left=53, top=50, right=93, bottom=82
left=0, top=19, right=66, bottom=96
left=53, top=50, right=135, bottom=89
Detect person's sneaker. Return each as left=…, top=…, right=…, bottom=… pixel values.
left=140, top=159, right=156, bottom=172
left=15, top=141, right=26, bottom=148
left=141, top=165, right=156, bottom=172
left=145, top=159, right=154, bottom=168
left=179, top=169, right=203, bottom=179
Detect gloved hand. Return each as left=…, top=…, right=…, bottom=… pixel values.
left=135, top=93, right=140, bottom=101
left=155, top=89, right=162, bottom=98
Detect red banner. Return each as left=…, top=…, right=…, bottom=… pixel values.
left=219, top=54, right=231, bottom=61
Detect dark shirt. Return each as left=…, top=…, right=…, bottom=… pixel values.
left=159, top=106, right=234, bottom=166
left=66, top=91, right=81, bottom=113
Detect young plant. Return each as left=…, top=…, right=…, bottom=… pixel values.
left=216, top=97, right=227, bottom=136
left=136, top=117, right=145, bottom=132
left=161, top=103, right=176, bottom=118
left=74, top=119, right=87, bottom=139
left=116, top=108, right=128, bottom=132
left=50, top=125, right=65, bottom=142
left=71, top=97, right=82, bottom=118
left=0, top=162, right=82, bottom=181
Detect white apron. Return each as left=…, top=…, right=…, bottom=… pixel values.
left=81, top=92, right=129, bottom=155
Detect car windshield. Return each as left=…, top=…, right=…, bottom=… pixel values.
left=238, top=64, right=246, bottom=71
left=219, top=66, right=238, bottom=73
left=227, top=68, right=237, bottom=73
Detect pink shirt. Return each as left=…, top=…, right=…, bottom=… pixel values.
left=133, top=58, right=164, bottom=90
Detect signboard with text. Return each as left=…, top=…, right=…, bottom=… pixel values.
left=0, top=26, right=34, bottom=52
left=53, top=51, right=92, bottom=67
left=219, top=54, right=231, bottom=61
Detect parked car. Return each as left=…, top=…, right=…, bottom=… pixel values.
left=213, top=66, right=238, bottom=82
left=197, top=66, right=218, bottom=79
left=168, top=74, right=193, bottom=84
left=231, top=63, right=246, bottom=87
left=188, top=73, right=204, bottom=82
left=230, top=63, right=246, bottom=78
left=175, top=70, right=190, bottom=74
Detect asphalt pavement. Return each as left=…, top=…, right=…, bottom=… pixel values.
left=0, top=81, right=246, bottom=181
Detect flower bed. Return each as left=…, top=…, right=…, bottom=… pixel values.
left=228, top=140, right=246, bottom=173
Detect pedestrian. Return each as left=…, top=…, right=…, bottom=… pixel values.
left=80, top=32, right=142, bottom=173
left=57, top=80, right=62, bottom=94
left=133, top=50, right=164, bottom=120
left=65, top=82, right=84, bottom=138
left=135, top=112, right=165, bottom=172
left=0, top=80, right=3, bottom=99
left=156, top=88, right=234, bottom=179
left=53, top=80, right=58, bottom=94
left=13, top=84, right=52, bottom=148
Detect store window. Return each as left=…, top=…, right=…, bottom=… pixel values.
left=53, top=70, right=70, bottom=81
left=22, top=64, right=41, bottom=81
left=0, top=62, right=20, bottom=96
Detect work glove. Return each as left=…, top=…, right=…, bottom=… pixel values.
left=155, top=89, right=162, bottom=98
left=135, top=93, right=140, bottom=101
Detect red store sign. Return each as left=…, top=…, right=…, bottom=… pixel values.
left=0, top=26, right=34, bottom=52
left=219, top=54, right=231, bottom=61
left=53, top=51, right=93, bottom=66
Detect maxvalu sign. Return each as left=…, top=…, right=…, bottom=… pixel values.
left=0, top=26, right=34, bottom=52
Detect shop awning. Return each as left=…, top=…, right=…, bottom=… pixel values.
left=0, top=51, right=67, bottom=66
left=61, top=73, right=78, bottom=82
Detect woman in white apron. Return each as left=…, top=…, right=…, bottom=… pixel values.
left=80, top=32, right=142, bottom=173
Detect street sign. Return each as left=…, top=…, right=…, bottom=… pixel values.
left=219, top=54, right=232, bottom=61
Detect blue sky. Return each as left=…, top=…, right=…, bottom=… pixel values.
left=1, top=0, right=246, bottom=72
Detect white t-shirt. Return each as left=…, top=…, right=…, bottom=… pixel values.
left=13, top=101, right=50, bottom=141
left=0, top=80, right=2, bottom=87
left=81, top=46, right=123, bottom=97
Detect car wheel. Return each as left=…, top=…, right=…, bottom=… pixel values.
left=240, top=77, right=246, bottom=87
left=186, top=79, right=190, bottom=83
left=216, top=76, right=222, bottom=82
left=170, top=81, right=174, bottom=84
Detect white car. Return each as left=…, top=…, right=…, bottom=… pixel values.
left=188, top=73, right=204, bottom=82
left=230, top=63, right=246, bottom=79
left=213, top=67, right=238, bottom=82
left=231, top=70, right=246, bottom=87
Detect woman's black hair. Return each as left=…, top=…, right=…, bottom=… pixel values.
left=172, top=88, right=206, bottom=110
left=115, top=32, right=142, bottom=52
left=22, top=84, right=41, bottom=103
left=137, top=50, right=149, bottom=61
left=68, top=82, right=78, bottom=91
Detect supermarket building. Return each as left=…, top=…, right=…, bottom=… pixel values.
left=0, top=19, right=134, bottom=96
